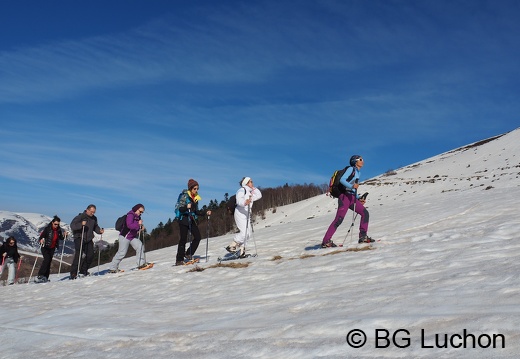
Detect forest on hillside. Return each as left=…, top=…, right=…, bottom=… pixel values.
left=2, top=183, right=327, bottom=285
left=100, top=183, right=327, bottom=262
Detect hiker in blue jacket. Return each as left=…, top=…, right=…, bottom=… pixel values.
left=322, top=155, right=373, bottom=247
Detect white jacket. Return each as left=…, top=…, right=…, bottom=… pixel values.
left=233, top=186, right=262, bottom=245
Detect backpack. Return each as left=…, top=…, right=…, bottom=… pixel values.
left=226, top=188, right=247, bottom=215
left=115, top=214, right=130, bottom=236
left=174, top=192, right=188, bottom=220
left=328, top=166, right=356, bottom=198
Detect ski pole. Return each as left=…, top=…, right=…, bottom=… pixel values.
left=77, top=225, right=85, bottom=278
left=58, top=232, right=67, bottom=276
left=28, top=244, right=42, bottom=285
left=206, top=214, right=210, bottom=263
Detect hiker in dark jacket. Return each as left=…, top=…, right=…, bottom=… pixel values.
left=35, top=215, right=67, bottom=283
left=0, top=236, right=21, bottom=285
left=174, top=179, right=211, bottom=266
left=69, top=204, right=104, bottom=279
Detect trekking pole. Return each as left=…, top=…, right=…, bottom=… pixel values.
left=77, top=225, right=85, bottom=278
left=243, top=202, right=251, bottom=257
left=139, top=225, right=146, bottom=266
left=339, top=213, right=359, bottom=247
left=250, top=214, right=258, bottom=256
left=206, top=214, right=210, bottom=262
left=15, top=258, right=22, bottom=283
left=58, top=232, right=67, bottom=276
left=97, top=232, right=102, bottom=275
left=28, top=244, right=42, bottom=284
left=339, top=180, right=359, bottom=247
left=187, top=210, right=193, bottom=259
left=0, top=255, right=5, bottom=276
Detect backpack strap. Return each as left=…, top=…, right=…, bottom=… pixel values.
left=346, top=167, right=356, bottom=183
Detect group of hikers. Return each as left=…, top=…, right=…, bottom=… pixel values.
left=1, top=155, right=374, bottom=284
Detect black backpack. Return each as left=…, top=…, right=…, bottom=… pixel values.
left=226, top=188, right=247, bottom=214
left=328, top=166, right=356, bottom=198
left=115, top=214, right=130, bottom=235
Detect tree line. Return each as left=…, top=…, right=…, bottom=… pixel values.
left=1, top=182, right=326, bottom=284
left=101, top=182, right=326, bottom=262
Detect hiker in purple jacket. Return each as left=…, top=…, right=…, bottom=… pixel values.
left=108, top=204, right=149, bottom=273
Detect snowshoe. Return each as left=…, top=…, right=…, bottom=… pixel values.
left=321, top=241, right=338, bottom=248
left=138, top=262, right=154, bottom=270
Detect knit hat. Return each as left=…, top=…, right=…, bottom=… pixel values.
left=350, top=155, right=362, bottom=167
left=132, top=203, right=145, bottom=212
left=241, top=177, right=251, bottom=186
left=188, top=179, right=199, bottom=190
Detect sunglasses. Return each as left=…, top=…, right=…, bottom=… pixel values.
left=9, top=242, right=15, bottom=245
left=53, top=222, right=60, bottom=226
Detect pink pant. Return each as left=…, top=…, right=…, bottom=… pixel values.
left=323, top=193, right=369, bottom=243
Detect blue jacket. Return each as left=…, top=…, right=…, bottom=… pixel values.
left=175, top=189, right=203, bottom=223
left=340, top=167, right=361, bottom=197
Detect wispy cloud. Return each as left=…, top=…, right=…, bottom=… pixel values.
left=1, top=0, right=519, bottom=227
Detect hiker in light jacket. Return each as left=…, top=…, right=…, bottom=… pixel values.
left=226, top=177, right=262, bottom=257
left=108, top=204, right=149, bottom=273
left=322, top=155, right=373, bottom=248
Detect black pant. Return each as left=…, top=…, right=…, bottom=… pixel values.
left=38, top=247, right=56, bottom=278
left=70, top=237, right=94, bottom=277
left=176, top=217, right=201, bottom=262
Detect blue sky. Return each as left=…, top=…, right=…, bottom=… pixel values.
left=1, top=0, right=519, bottom=229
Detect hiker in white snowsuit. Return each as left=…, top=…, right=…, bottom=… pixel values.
left=227, top=177, right=262, bottom=256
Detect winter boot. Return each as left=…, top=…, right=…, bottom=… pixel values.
left=321, top=241, right=337, bottom=248
left=226, top=241, right=239, bottom=253
left=358, top=235, right=375, bottom=243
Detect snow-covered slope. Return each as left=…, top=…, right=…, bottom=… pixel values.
left=0, top=128, right=519, bottom=358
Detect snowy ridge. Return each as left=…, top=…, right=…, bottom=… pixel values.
left=0, top=128, right=519, bottom=358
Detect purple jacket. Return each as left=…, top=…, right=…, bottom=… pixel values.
left=124, top=210, right=142, bottom=239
